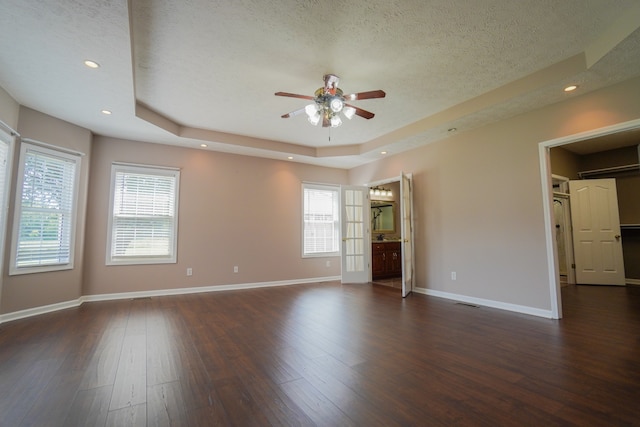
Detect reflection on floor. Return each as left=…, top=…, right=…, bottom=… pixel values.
left=372, top=276, right=402, bottom=289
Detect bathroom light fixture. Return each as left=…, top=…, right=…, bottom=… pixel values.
left=370, top=186, right=392, bottom=198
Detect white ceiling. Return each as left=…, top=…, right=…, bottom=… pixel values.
left=1, top=0, right=639, bottom=168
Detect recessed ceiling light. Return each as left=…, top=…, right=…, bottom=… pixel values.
left=564, top=85, right=578, bottom=92
left=84, top=60, right=100, bottom=69
left=380, top=151, right=387, bottom=155
left=448, top=127, right=457, bottom=132
left=101, top=109, right=112, bottom=115
left=200, top=144, right=208, bottom=148
left=287, top=156, right=294, bottom=160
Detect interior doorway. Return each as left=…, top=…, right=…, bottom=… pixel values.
left=369, top=178, right=402, bottom=290
left=552, top=175, right=575, bottom=286
left=539, top=118, right=640, bottom=319
left=368, top=173, right=415, bottom=297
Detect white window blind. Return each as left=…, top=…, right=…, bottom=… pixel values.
left=107, top=164, right=179, bottom=265
left=302, top=183, right=340, bottom=257
left=11, top=143, right=80, bottom=274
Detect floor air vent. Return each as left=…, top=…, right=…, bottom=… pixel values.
left=454, top=302, right=479, bottom=308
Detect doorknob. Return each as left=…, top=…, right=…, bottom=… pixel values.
left=615, top=234, right=621, bottom=240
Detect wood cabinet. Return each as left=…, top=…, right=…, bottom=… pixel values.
left=372, top=241, right=402, bottom=280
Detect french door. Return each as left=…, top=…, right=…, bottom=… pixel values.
left=341, top=186, right=370, bottom=283
left=401, top=172, right=414, bottom=297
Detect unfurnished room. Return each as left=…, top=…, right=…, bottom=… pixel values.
left=0, top=1, right=639, bottom=425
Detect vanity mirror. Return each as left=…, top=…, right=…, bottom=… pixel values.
left=371, top=201, right=395, bottom=233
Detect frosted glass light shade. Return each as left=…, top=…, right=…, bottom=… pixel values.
left=343, top=106, right=356, bottom=119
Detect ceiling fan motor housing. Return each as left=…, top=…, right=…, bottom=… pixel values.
left=314, top=87, right=345, bottom=114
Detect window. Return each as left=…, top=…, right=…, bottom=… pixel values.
left=107, top=163, right=180, bottom=265
left=302, top=182, right=340, bottom=257
left=10, top=142, right=81, bottom=275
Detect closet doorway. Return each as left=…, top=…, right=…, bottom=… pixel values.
left=540, top=118, right=640, bottom=318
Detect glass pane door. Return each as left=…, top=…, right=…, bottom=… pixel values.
left=341, top=186, right=369, bottom=283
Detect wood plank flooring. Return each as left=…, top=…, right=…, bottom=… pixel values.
left=1, top=282, right=639, bottom=426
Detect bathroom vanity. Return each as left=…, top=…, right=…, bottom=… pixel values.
left=372, top=241, right=402, bottom=280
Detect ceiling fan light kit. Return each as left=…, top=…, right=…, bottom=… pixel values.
left=276, top=74, right=385, bottom=128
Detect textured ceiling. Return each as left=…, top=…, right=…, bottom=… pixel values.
left=1, top=0, right=640, bottom=168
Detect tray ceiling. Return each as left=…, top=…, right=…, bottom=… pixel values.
left=1, top=0, right=639, bottom=168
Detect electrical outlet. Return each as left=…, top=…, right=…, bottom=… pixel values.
left=451, top=271, right=456, bottom=280
left=233, top=266, right=238, bottom=273
left=187, top=268, right=193, bottom=276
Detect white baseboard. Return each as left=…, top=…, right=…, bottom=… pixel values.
left=413, top=287, right=554, bottom=318
left=626, top=278, right=640, bottom=286
left=1, top=276, right=341, bottom=325
left=1, top=278, right=559, bottom=323
left=82, top=276, right=341, bottom=303
left=0, top=298, right=82, bottom=324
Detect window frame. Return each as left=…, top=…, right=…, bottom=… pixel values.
left=106, top=162, right=180, bottom=266
left=301, top=182, right=341, bottom=258
left=0, top=126, right=15, bottom=280
left=9, top=141, right=82, bottom=275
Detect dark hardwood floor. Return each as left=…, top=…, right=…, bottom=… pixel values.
left=1, top=282, right=639, bottom=426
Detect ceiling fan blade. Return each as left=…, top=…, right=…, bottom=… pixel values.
left=274, top=92, right=315, bottom=101
left=345, top=104, right=375, bottom=119
left=281, top=108, right=306, bottom=119
left=344, top=90, right=386, bottom=101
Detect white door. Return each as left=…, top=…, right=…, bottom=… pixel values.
left=400, top=172, right=414, bottom=297
left=569, top=179, right=625, bottom=285
left=341, top=186, right=370, bottom=284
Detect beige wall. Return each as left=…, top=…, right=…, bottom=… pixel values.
left=0, top=86, right=19, bottom=130
left=550, top=147, right=580, bottom=180
left=349, top=75, right=640, bottom=311
left=1, top=107, right=92, bottom=314
left=579, top=145, right=638, bottom=170
left=82, top=136, right=346, bottom=296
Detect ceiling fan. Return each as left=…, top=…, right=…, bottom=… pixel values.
left=275, top=74, right=386, bottom=128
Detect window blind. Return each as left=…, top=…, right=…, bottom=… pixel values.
left=14, top=146, right=78, bottom=269
left=109, top=165, right=179, bottom=264
left=303, top=184, right=340, bottom=256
